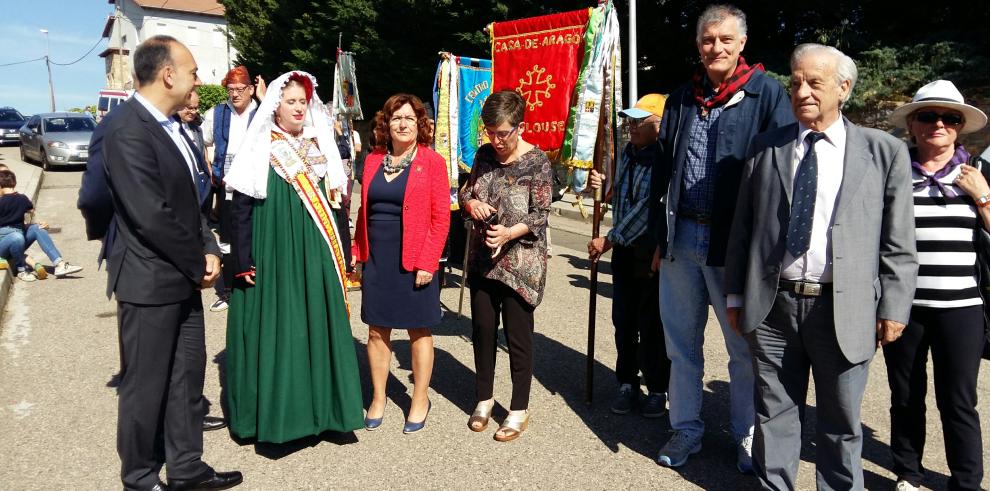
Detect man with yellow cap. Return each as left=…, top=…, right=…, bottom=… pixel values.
left=587, top=93, right=671, bottom=419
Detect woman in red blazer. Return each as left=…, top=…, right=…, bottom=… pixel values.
left=352, top=93, right=450, bottom=433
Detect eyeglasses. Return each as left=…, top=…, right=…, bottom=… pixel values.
left=226, top=85, right=251, bottom=95
left=484, top=126, right=518, bottom=141
left=914, top=111, right=964, bottom=127
left=389, top=115, right=417, bottom=126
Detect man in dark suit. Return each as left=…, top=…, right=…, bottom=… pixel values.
left=101, top=35, right=242, bottom=491
left=725, top=43, right=917, bottom=489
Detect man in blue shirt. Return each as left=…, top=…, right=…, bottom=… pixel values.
left=588, top=94, right=671, bottom=418
left=649, top=4, right=795, bottom=472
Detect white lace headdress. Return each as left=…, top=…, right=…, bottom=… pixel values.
left=225, top=70, right=346, bottom=199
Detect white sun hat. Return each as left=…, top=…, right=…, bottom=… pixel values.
left=889, top=79, right=988, bottom=134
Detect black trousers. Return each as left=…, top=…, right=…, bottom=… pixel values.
left=883, top=304, right=984, bottom=490
left=470, top=277, right=535, bottom=410
left=610, top=243, right=670, bottom=393
left=212, top=253, right=234, bottom=301
left=117, top=295, right=211, bottom=490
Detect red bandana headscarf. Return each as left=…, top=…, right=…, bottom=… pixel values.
left=692, top=56, right=764, bottom=116
left=222, top=65, right=252, bottom=87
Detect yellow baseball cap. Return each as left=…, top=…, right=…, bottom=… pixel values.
left=619, top=93, right=666, bottom=119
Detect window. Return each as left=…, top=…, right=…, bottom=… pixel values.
left=44, top=117, right=95, bottom=133
left=98, top=97, right=110, bottom=112
left=0, top=109, right=25, bottom=122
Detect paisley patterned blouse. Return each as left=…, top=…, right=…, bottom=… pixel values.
left=460, top=144, right=553, bottom=307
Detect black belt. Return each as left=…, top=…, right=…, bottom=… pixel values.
left=779, top=279, right=831, bottom=297
left=677, top=209, right=712, bottom=224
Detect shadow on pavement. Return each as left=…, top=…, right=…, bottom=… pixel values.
left=557, top=253, right=614, bottom=299
left=797, top=404, right=950, bottom=489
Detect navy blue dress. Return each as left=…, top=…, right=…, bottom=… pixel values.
left=361, top=166, right=442, bottom=329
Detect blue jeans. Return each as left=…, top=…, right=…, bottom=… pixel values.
left=659, top=217, right=754, bottom=441
left=24, top=224, right=62, bottom=264
left=0, top=228, right=26, bottom=271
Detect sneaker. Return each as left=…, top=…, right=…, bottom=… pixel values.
left=641, top=392, right=667, bottom=418
left=736, top=435, right=755, bottom=474
left=54, top=262, right=83, bottom=277
left=610, top=383, right=640, bottom=415
left=33, top=263, right=47, bottom=280
left=16, top=270, right=37, bottom=282
left=209, top=298, right=229, bottom=312
left=895, top=480, right=919, bottom=491
left=657, top=431, right=702, bottom=467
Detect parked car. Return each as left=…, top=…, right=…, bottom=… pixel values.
left=0, top=107, right=26, bottom=145
left=19, top=112, right=96, bottom=170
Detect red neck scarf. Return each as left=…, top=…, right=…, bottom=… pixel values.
left=692, top=56, right=764, bottom=117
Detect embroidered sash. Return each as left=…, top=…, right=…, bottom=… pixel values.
left=269, top=133, right=349, bottom=310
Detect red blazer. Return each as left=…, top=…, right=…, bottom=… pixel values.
left=353, top=145, right=450, bottom=273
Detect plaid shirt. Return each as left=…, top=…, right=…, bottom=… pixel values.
left=680, top=100, right=724, bottom=216
left=607, top=143, right=657, bottom=246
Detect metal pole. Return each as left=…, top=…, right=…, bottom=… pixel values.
left=627, top=0, right=637, bottom=106
left=41, top=30, right=55, bottom=111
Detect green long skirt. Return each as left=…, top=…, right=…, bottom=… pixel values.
left=225, top=170, right=363, bottom=443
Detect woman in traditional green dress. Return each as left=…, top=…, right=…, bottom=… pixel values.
left=223, top=71, right=363, bottom=443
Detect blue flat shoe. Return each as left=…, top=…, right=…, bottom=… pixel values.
left=364, top=400, right=387, bottom=431
left=403, top=399, right=432, bottom=434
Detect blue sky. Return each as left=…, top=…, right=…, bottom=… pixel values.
left=0, top=1, right=114, bottom=115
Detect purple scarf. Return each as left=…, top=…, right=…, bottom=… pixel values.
left=911, top=145, right=971, bottom=198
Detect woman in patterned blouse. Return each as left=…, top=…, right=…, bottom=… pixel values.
left=459, top=90, right=553, bottom=442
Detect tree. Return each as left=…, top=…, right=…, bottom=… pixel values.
left=197, top=84, right=229, bottom=114
left=220, top=0, right=990, bottom=128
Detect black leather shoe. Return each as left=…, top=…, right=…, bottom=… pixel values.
left=150, top=481, right=170, bottom=491
left=202, top=416, right=227, bottom=432
left=168, top=470, right=242, bottom=491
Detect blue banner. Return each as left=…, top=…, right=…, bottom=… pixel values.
left=456, top=57, right=492, bottom=171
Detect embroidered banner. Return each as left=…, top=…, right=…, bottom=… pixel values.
left=456, top=56, right=492, bottom=172
left=491, top=8, right=591, bottom=155
left=333, top=50, right=364, bottom=120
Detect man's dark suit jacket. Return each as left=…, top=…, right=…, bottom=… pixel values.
left=101, top=97, right=220, bottom=304
left=79, top=107, right=119, bottom=244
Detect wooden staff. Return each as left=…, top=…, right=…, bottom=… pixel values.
left=457, top=220, right=472, bottom=318
left=586, top=100, right=610, bottom=406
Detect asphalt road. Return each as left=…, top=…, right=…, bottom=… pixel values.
left=0, top=144, right=987, bottom=489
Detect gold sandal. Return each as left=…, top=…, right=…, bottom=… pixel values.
left=468, top=401, right=494, bottom=432
left=494, top=410, right=529, bottom=442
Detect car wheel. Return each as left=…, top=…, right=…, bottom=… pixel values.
left=40, top=149, right=51, bottom=171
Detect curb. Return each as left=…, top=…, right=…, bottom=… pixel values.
left=0, top=157, right=45, bottom=316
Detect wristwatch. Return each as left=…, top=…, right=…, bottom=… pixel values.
left=978, top=194, right=990, bottom=208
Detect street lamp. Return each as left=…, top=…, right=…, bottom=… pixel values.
left=40, top=29, right=55, bottom=112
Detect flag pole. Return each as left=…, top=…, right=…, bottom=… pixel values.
left=586, top=92, right=609, bottom=406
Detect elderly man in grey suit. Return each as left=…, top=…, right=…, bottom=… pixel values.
left=725, top=43, right=918, bottom=489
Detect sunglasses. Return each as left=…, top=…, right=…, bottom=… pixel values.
left=914, top=111, right=964, bottom=126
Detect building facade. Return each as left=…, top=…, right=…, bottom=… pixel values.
left=100, top=0, right=236, bottom=89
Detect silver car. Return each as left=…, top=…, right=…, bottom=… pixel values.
left=19, top=112, right=95, bottom=170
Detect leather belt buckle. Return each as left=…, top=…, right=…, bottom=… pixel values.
left=795, top=282, right=822, bottom=296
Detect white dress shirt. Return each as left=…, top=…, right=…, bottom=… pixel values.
left=202, top=100, right=257, bottom=151
left=727, top=118, right=847, bottom=310
left=780, top=118, right=847, bottom=283
left=133, top=92, right=198, bottom=183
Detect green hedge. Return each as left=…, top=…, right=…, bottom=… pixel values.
left=196, top=84, right=228, bottom=114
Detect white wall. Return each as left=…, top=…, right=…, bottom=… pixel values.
left=108, top=0, right=237, bottom=86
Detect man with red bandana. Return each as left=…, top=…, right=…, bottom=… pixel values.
left=649, top=4, right=794, bottom=472
left=202, top=66, right=264, bottom=312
